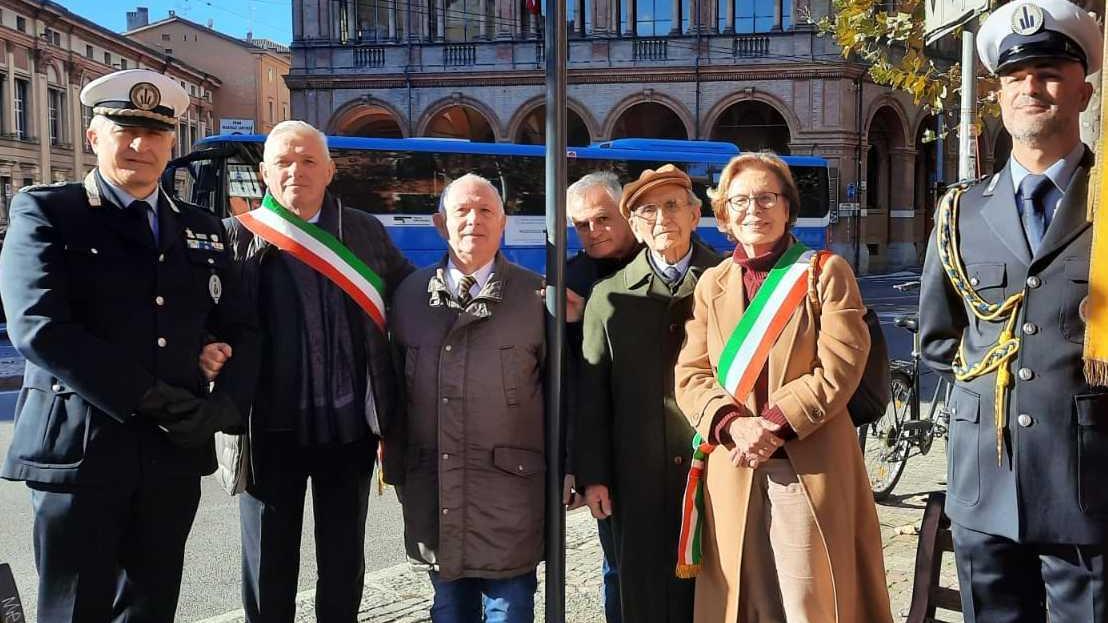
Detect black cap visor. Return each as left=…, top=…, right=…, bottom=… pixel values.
left=996, top=31, right=1087, bottom=74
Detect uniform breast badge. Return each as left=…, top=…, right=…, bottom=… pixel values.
left=209, top=274, right=222, bottom=304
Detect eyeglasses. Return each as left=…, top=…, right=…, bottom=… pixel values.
left=726, top=192, right=782, bottom=212
left=631, top=200, right=690, bottom=222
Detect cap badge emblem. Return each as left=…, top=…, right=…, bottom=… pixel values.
left=129, top=82, right=161, bottom=111
left=1010, top=4, right=1044, bottom=36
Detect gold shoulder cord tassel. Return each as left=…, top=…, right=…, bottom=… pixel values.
left=936, top=187, right=1025, bottom=465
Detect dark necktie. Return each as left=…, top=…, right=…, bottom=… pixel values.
left=128, top=200, right=158, bottom=243
left=663, top=266, right=682, bottom=285
left=1018, top=174, right=1052, bottom=254
left=456, top=274, right=477, bottom=308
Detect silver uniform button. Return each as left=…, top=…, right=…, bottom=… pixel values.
left=207, top=258, right=215, bottom=265
left=155, top=296, right=165, bottom=306
left=442, top=397, right=449, bottom=403
left=51, top=383, right=62, bottom=392
left=90, top=248, right=99, bottom=255
left=1017, top=414, right=1033, bottom=427
left=970, top=277, right=980, bottom=287
left=445, top=345, right=452, bottom=352
left=1017, top=367, right=1033, bottom=381
left=158, top=253, right=166, bottom=263
left=1027, top=276, right=1041, bottom=289
left=157, top=337, right=167, bottom=348
left=442, top=508, right=449, bottom=515
left=1022, top=322, right=1037, bottom=335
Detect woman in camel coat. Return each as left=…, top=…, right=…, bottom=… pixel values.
left=674, top=153, right=892, bottom=623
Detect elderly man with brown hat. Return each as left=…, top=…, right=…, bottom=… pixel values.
left=575, top=164, right=720, bottom=623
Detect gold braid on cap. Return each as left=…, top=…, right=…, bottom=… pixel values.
left=936, top=185, right=1024, bottom=466
left=92, top=106, right=177, bottom=127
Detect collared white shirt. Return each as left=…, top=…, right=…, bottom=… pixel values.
left=648, top=247, right=694, bottom=283
left=446, top=258, right=495, bottom=299
left=100, top=174, right=159, bottom=233
left=1009, top=141, right=1085, bottom=219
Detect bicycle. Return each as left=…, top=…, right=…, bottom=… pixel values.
left=858, top=280, right=953, bottom=501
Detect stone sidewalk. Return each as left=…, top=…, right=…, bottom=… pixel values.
left=200, top=437, right=960, bottom=623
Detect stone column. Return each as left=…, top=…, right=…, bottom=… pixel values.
left=723, top=0, right=734, bottom=33
left=670, top=0, right=681, bottom=34
left=389, top=2, right=397, bottom=40
left=591, top=0, right=610, bottom=34
left=772, top=0, right=782, bottom=29
left=886, top=146, right=917, bottom=269
left=436, top=0, right=446, bottom=40
left=68, top=71, right=81, bottom=176
left=5, top=44, right=16, bottom=136
left=346, top=0, right=358, bottom=40
left=33, top=55, right=49, bottom=183
left=624, top=0, right=636, bottom=35
left=496, top=0, right=515, bottom=38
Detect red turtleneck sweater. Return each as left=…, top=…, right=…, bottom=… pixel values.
left=710, top=236, right=795, bottom=447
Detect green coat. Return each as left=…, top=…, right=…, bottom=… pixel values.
left=575, top=241, right=722, bottom=623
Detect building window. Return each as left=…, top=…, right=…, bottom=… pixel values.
left=82, top=104, right=93, bottom=151
left=86, top=45, right=94, bottom=58
left=119, top=58, right=128, bottom=69
left=190, top=85, right=196, bottom=96
left=162, top=33, right=171, bottom=41
left=635, top=0, right=674, bottom=35
left=268, top=68, right=274, bottom=83
left=355, top=0, right=394, bottom=41
left=48, top=88, right=64, bottom=145
left=268, top=100, right=274, bottom=122
left=445, top=0, right=486, bottom=41
left=104, top=52, right=111, bottom=65
left=165, top=48, right=173, bottom=55
left=14, top=79, right=29, bottom=140
left=16, top=16, right=25, bottom=32
left=720, top=0, right=791, bottom=32
left=282, top=104, right=287, bottom=120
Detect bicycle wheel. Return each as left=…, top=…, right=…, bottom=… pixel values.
left=858, top=370, right=913, bottom=501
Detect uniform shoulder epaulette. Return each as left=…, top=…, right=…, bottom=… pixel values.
left=19, top=181, right=70, bottom=193
left=944, top=174, right=991, bottom=192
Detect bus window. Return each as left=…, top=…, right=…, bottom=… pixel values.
left=791, top=166, right=830, bottom=220
left=167, top=157, right=220, bottom=214
left=227, top=163, right=264, bottom=216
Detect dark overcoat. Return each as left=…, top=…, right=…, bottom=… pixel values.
left=575, top=241, right=721, bottom=623
left=920, top=149, right=1108, bottom=544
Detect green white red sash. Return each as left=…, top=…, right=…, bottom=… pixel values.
left=236, top=195, right=387, bottom=332
left=676, top=241, right=814, bottom=579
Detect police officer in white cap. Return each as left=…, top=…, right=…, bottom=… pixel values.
left=0, top=69, right=259, bottom=620
left=919, top=1, right=1107, bottom=620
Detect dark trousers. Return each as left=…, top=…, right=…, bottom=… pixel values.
left=239, top=433, right=375, bottom=623
left=951, top=522, right=1107, bottom=622
left=597, top=518, right=622, bottom=623
left=29, top=476, right=201, bottom=622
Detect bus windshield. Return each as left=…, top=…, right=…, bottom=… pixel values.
left=165, top=136, right=832, bottom=271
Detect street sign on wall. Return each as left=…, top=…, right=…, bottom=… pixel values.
left=925, top=0, right=988, bottom=44
left=219, top=118, right=255, bottom=135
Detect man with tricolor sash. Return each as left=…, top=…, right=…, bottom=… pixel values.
left=919, top=1, right=1108, bottom=619
left=206, top=120, right=414, bottom=621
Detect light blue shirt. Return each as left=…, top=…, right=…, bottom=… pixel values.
left=100, top=174, right=160, bottom=238
left=1009, top=142, right=1085, bottom=223
left=648, top=247, right=693, bottom=284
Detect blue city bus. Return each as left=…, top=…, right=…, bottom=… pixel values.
left=164, top=135, right=833, bottom=271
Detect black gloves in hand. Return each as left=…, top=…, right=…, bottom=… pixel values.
left=138, top=382, right=242, bottom=449
left=137, top=380, right=202, bottom=420
left=157, top=392, right=242, bottom=449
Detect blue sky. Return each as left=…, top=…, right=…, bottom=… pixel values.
left=60, top=0, right=293, bottom=45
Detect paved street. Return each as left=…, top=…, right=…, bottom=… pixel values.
left=0, top=270, right=963, bottom=622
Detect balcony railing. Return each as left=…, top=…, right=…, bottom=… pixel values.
left=353, top=46, right=386, bottom=67
left=633, top=38, right=668, bottom=60
left=443, top=44, right=477, bottom=66
left=732, top=35, right=770, bottom=57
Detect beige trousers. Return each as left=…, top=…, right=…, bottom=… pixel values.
left=738, top=458, right=835, bottom=623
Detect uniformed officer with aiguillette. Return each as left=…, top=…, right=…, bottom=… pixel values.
left=0, top=70, right=259, bottom=620
left=919, top=1, right=1107, bottom=620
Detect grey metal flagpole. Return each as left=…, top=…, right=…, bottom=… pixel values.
left=542, top=0, right=568, bottom=618
left=958, top=28, right=977, bottom=180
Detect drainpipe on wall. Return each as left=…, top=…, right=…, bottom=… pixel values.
left=406, top=0, right=414, bottom=136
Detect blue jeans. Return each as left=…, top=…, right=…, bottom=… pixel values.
left=429, top=570, right=538, bottom=623
left=597, top=518, right=622, bottom=623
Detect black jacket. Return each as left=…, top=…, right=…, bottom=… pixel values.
left=224, top=194, right=414, bottom=452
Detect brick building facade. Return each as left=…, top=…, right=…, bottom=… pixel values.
left=289, top=0, right=1009, bottom=271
